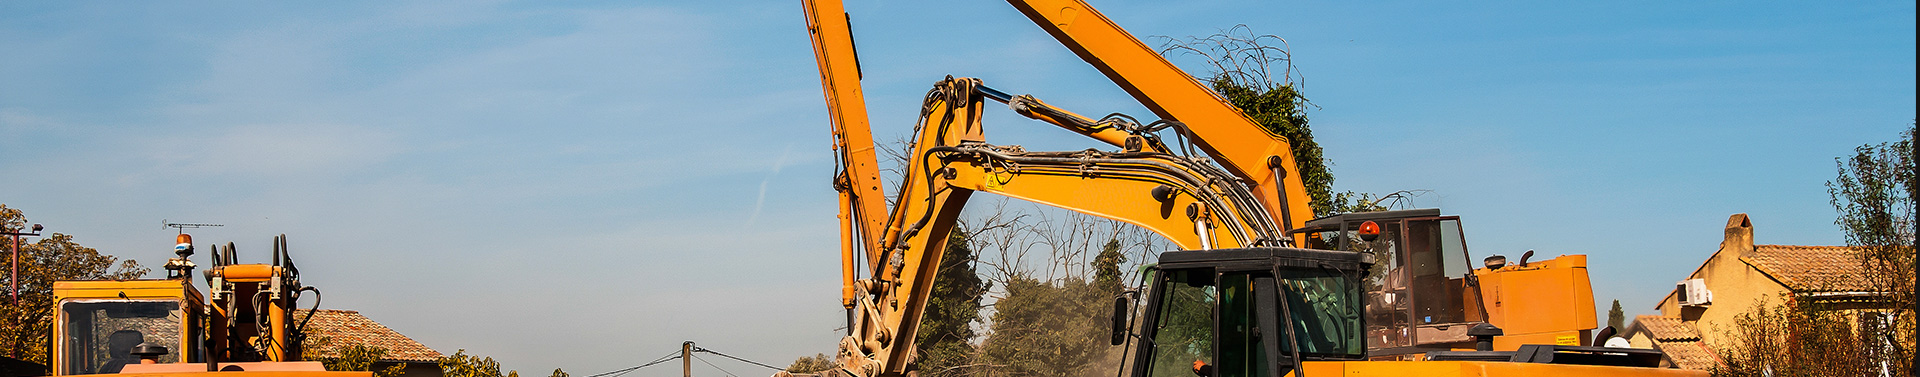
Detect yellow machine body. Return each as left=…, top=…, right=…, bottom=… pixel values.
left=802, top=0, right=1695, bottom=376
left=49, top=235, right=364, bottom=377
left=52, top=280, right=205, bottom=376
left=1474, top=256, right=1598, bottom=350
left=1307, top=360, right=1702, bottom=376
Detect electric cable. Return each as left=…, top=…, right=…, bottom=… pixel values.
left=689, top=353, right=738, bottom=377
left=692, top=347, right=786, bottom=371
left=582, top=350, right=683, bottom=377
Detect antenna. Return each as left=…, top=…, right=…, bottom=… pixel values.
left=162, top=219, right=224, bottom=234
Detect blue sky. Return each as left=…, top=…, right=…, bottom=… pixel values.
left=2, top=0, right=1913, bottom=375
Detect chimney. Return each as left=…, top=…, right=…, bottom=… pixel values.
left=1723, top=213, right=1755, bottom=257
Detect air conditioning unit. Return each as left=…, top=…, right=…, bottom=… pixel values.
left=1676, top=279, right=1711, bottom=306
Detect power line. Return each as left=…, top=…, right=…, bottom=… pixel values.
left=690, top=345, right=786, bottom=371
left=689, top=353, right=737, bottom=377
left=585, top=342, right=788, bottom=377
left=583, top=350, right=684, bottom=377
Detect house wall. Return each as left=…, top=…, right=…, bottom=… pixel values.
left=1626, top=331, right=1653, bottom=348
left=1653, top=214, right=1790, bottom=350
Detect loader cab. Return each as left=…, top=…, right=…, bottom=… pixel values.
left=51, top=280, right=206, bottom=376
left=1121, top=248, right=1372, bottom=377
left=50, top=233, right=330, bottom=376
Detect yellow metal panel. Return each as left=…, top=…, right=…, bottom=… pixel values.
left=218, top=264, right=278, bottom=281
left=1325, top=360, right=1707, bottom=376
left=54, top=280, right=192, bottom=300
left=1474, top=255, right=1599, bottom=345
left=115, top=371, right=372, bottom=377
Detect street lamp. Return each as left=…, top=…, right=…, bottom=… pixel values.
left=2, top=223, right=42, bottom=305
left=1, top=223, right=38, bottom=360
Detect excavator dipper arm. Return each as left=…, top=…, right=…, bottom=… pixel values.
left=804, top=0, right=892, bottom=309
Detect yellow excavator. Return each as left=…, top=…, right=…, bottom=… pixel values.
left=46, top=233, right=366, bottom=377
left=801, top=0, right=1698, bottom=376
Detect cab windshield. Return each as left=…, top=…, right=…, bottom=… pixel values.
left=61, top=300, right=183, bottom=375
left=1278, top=267, right=1365, bottom=358
left=1139, top=266, right=1364, bottom=377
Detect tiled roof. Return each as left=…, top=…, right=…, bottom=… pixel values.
left=1629, top=316, right=1718, bottom=370
left=1631, top=315, right=1701, bottom=342
left=1653, top=340, right=1719, bottom=370
left=1742, top=245, right=1871, bottom=292
left=298, top=309, right=444, bottom=363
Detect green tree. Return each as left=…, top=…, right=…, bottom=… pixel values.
left=1092, top=239, right=1125, bottom=295
left=1607, top=300, right=1625, bottom=331
left=916, top=229, right=989, bottom=376
left=785, top=353, right=835, bottom=374
left=439, top=349, right=517, bottom=377
left=1160, top=27, right=1399, bottom=216
left=0, top=204, right=148, bottom=366
left=1715, top=296, right=1875, bottom=377
left=1160, top=28, right=1343, bottom=215
left=1209, top=79, right=1338, bottom=214
left=1716, top=124, right=1917, bottom=377
left=979, top=276, right=1109, bottom=377
left=1824, top=122, right=1916, bottom=375
left=303, top=337, right=407, bottom=377
left=960, top=207, right=1157, bottom=377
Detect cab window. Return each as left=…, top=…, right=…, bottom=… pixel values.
left=1279, top=268, right=1365, bottom=357
left=1215, top=273, right=1268, bottom=377
left=61, top=300, right=183, bottom=375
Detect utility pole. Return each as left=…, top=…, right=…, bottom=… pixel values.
left=683, top=341, right=693, bottom=377
left=3, top=223, right=42, bottom=306
left=2, top=223, right=40, bottom=359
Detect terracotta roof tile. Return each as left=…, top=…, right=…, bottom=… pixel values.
left=1652, top=340, right=1719, bottom=370
left=1631, top=315, right=1701, bottom=342
left=297, top=309, right=444, bottom=363
left=1742, top=245, right=1872, bottom=292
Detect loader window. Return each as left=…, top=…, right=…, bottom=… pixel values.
left=61, top=300, right=183, bottom=375
left=1143, top=269, right=1214, bottom=377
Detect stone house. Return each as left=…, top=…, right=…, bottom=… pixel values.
left=297, top=309, right=446, bottom=377
left=1623, top=213, right=1895, bottom=370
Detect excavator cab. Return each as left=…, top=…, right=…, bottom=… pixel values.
left=1290, top=208, right=1603, bottom=356
left=1289, top=209, right=1489, bottom=357
left=1115, top=246, right=1670, bottom=377
left=49, top=233, right=355, bottom=376
left=1120, top=248, right=1372, bottom=377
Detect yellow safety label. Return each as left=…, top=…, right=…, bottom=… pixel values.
left=1555, top=335, right=1579, bottom=346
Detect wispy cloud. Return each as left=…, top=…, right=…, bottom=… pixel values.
left=138, top=124, right=398, bottom=178
left=745, top=142, right=798, bottom=228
